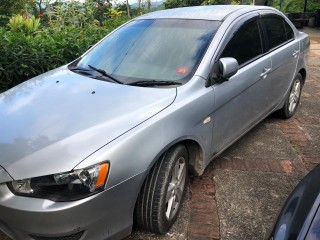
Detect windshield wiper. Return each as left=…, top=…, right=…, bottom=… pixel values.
left=128, top=80, right=182, bottom=87
left=69, top=66, right=91, bottom=71
left=88, top=65, right=123, bottom=84
left=69, top=66, right=93, bottom=75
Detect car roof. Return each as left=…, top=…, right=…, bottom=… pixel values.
left=135, top=5, right=274, bottom=21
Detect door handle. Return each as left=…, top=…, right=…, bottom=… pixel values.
left=293, top=50, right=299, bottom=58
left=260, top=67, right=271, bottom=78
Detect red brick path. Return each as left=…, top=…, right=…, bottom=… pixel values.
left=188, top=170, right=220, bottom=240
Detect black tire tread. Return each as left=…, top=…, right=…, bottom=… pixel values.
left=134, top=145, right=188, bottom=234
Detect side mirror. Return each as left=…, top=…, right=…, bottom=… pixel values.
left=217, top=57, right=239, bottom=79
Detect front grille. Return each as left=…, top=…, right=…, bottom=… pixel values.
left=30, top=231, right=84, bottom=240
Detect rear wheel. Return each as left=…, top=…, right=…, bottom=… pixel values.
left=134, top=145, right=188, bottom=234
left=278, top=73, right=302, bottom=119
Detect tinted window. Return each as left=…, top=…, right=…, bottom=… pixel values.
left=76, top=19, right=220, bottom=83
left=220, top=18, right=262, bottom=66
left=284, top=20, right=294, bottom=40
left=263, top=16, right=288, bottom=49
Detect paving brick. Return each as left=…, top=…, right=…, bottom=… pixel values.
left=296, top=117, right=320, bottom=125
left=303, top=157, right=320, bottom=164
left=306, top=163, right=318, bottom=171
left=226, top=158, right=247, bottom=171
left=190, top=184, right=215, bottom=195
left=291, top=160, right=308, bottom=174
left=267, top=159, right=285, bottom=173
left=300, top=149, right=320, bottom=157
left=190, top=201, right=217, bottom=212
left=280, top=160, right=294, bottom=174
left=293, top=140, right=309, bottom=148
left=214, top=157, right=300, bottom=174
left=190, top=212, right=219, bottom=226
left=204, top=184, right=216, bottom=194
left=214, top=157, right=247, bottom=171
left=284, top=132, right=309, bottom=142
left=190, top=183, right=210, bottom=193
left=188, top=236, right=217, bottom=240
left=277, top=119, right=320, bottom=170
left=189, top=224, right=220, bottom=239
left=191, top=193, right=215, bottom=202
left=245, top=159, right=271, bottom=172
left=192, top=176, right=215, bottom=185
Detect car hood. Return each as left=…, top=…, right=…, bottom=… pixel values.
left=0, top=67, right=176, bottom=180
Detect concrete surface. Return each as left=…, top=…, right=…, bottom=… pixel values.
left=0, top=27, right=319, bottom=240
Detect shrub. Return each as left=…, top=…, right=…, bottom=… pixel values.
left=8, top=15, right=41, bottom=34
left=0, top=16, right=129, bottom=92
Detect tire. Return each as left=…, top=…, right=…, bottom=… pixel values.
left=277, top=73, right=303, bottom=119
left=134, top=144, right=188, bottom=234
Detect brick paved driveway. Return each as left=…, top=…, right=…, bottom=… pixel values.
left=1, top=28, right=319, bottom=240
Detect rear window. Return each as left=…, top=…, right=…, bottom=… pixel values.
left=284, top=20, right=294, bottom=40
left=262, top=15, right=294, bottom=50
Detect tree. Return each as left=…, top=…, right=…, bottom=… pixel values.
left=126, top=0, right=131, bottom=17
left=267, top=0, right=320, bottom=12
left=26, top=0, right=57, bottom=16
left=164, top=0, right=204, bottom=9
left=0, top=0, right=27, bottom=25
left=147, top=0, right=151, bottom=12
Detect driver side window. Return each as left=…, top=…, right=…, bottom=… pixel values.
left=220, top=18, right=263, bottom=66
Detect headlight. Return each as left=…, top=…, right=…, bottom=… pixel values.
left=7, top=162, right=109, bottom=202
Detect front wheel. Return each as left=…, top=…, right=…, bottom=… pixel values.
left=134, top=144, right=188, bottom=234
left=277, top=73, right=302, bottom=119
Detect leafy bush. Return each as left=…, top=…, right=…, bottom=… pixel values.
left=0, top=16, right=129, bottom=92
left=8, top=15, right=41, bottom=34
left=284, top=0, right=320, bottom=12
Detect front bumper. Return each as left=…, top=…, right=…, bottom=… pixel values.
left=0, top=171, right=145, bottom=240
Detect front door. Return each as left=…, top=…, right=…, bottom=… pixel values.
left=210, top=15, right=273, bottom=156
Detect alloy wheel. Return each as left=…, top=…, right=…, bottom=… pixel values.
left=165, top=157, right=187, bottom=221
left=288, top=79, right=301, bottom=113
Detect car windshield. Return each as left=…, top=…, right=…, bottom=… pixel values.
left=74, top=19, right=221, bottom=85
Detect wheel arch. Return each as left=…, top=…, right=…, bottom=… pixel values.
left=147, top=137, right=205, bottom=177
left=298, top=68, right=306, bottom=86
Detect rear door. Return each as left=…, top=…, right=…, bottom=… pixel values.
left=260, top=13, right=300, bottom=108
left=210, top=14, right=273, bottom=155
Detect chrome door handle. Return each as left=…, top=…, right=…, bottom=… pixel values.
left=260, top=67, right=271, bottom=78
left=293, top=50, right=299, bottom=58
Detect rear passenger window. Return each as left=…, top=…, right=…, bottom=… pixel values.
left=220, top=18, right=262, bottom=66
left=284, top=20, right=294, bottom=40
left=263, top=15, right=293, bottom=50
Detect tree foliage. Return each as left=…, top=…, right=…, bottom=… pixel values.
left=285, top=0, right=320, bottom=12
left=0, top=0, right=130, bottom=92
left=163, top=0, right=251, bottom=9
left=268, top=0, right=320, bottom=12
left=0, top=0, right=28, bottom=25
left=164, top=0, right=223, bottom=9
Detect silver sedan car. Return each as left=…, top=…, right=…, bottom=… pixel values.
left=0, top=5, right=309, bottom=240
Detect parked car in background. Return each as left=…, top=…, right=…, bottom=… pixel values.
left=269, top=164, right=320, bottom=240
left=0, top=5, right=309, bottom=240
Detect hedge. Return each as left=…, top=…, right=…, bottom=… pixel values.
left=0, top=17, right=129, bottom=92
